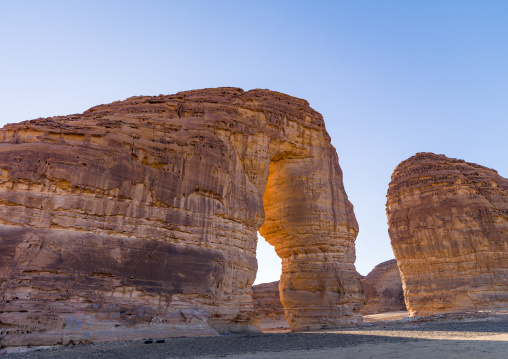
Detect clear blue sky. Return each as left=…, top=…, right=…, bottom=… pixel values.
left=1, top=1, right=507, bottom=284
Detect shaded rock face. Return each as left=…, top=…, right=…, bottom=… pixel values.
left=387, top=152, right=508, bottom=316
left=0, top=87, right=363, bottom=346
left=360, top=259, right=406, bottom=314
left=252, top=281, right=285, bottom=320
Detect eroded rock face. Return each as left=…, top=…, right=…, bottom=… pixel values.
left=252, top=281, right=285, bottom=320
left=0, top=87, right=363, bottom=346
left=252, top=259, right=406, bottom=318
left=387, top=152, right=508, bottom=316
left=360, top=259, right=406, bottom=314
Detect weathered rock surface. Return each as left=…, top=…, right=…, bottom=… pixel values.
left=360, top=259, right=406, bottom=314
left=252, top=281, right=285, bottom=320
left=252, top=259, right=406, bottom=317
left=387, top=152, right=508, bottom=316
left=0, top=87, right=363, bottom=347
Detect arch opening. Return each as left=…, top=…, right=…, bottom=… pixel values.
left=252, top=232, right=289, bottom=332
left=253, top=232, right=281, bottom=286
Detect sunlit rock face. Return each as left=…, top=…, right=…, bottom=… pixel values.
left=360, top=259, right=406, bottom=314
left=0, top=87, right=363, bottom=347
left=387, top=152, right=508, bottom=316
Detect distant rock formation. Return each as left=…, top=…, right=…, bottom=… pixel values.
left=360, top=259, right=406, bottom=314
left=252, top=281, right=285, bottom=320
left=0, top=87, right=364, bottom=347
left=387, top=152, right=508, bottom=316
left=254, top=259, right=406, bottom=318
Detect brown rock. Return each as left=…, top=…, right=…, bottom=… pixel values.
left=0, top=87, right=363, bottom=347
left=252, top=259, right=406, bottom=318
left=386, top=152, right=508, bottom=316
left=360, top=259, right=406, bottom=314
left=252, top=281, right=285, bottom=320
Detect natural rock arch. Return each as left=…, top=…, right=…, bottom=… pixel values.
left=0, top=88, right=363, bottom=347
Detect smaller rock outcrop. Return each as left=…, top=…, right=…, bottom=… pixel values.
left=360, top=259, right=406, bottom=314
left=252, top=281, right=285, bottom=320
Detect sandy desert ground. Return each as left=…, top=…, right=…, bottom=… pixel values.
left=3, top=310, right=508, bottom=359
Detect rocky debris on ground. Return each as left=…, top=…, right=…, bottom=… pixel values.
left=3, top=310, right=508, bottom=358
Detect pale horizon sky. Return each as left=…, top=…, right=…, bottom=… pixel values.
left=1, top=1, right=507, bottom=284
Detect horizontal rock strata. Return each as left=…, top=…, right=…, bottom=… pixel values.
left=252, top=281, right=285, bottom=320
left=253, top=259, right=406, bottom=317
left=387, top=152, right=508, bottom=316
left=0, top=87, right=363, bottom=347
left=360, top=259, right=406, bottom=314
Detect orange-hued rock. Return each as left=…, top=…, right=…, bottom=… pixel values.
left=0, top=87, right=363, bottom=347
left=252, top=259, right=405, bottom=318
left=252, top=281, right=285, bottom=320
left=360, top=259, right=406, bottom=314
left=387, top=152, right=508, bottom=316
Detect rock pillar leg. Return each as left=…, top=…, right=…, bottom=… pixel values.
left=259, top=152, right=364, bottom=330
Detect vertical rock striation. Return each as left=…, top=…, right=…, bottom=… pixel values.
left=387, top=152, right=508, bottom=316
left=360, top=259, right=406, bottom=314
left=0, top=87, right=363, bottom=347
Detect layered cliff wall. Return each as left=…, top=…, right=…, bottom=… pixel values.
left=0, top=87, right=363, bottom=347
left=252, top=281, right=285, bottom=320
left=387, top=152, right=508, bottom=316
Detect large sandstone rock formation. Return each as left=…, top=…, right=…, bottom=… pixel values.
left=360, top=259, right=406, bottom=314
left=387, top=152, right=508, bottom=316
left=0, top=87, right=363, bottom=347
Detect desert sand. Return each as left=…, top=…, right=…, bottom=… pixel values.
left=3, top=310, right=508, bottom=358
